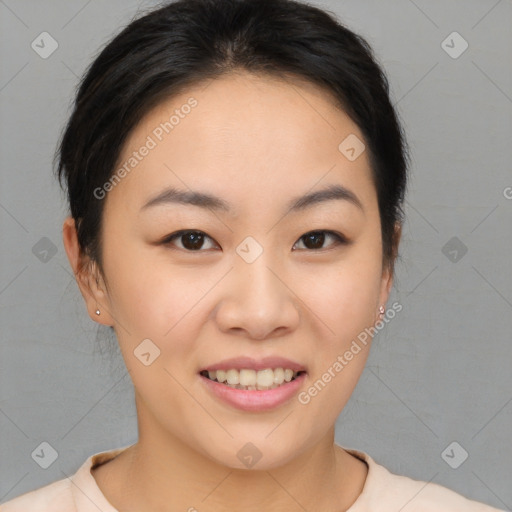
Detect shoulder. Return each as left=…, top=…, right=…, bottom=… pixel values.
left=0, top=445, right=130, bottom=512
left=343, top=446, right=505, bottom=512
left=0, top=477, right=74, bottom=512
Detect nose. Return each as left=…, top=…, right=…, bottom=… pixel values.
left=213, top=251, right=301, bottom=340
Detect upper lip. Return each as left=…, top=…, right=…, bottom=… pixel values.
left=200, top=356, right=307, bottom=373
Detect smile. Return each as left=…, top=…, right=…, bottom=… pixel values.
left=199, top=368, right=305, bottom=391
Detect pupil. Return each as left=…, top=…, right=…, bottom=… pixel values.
left=304, top=232, right=324, bottom=249
left=183, top=232, right=204, bottom=250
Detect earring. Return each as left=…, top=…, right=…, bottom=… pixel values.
left=379, top=305, right=385, bottom=317
left=95, top=308, right=101, bottom=315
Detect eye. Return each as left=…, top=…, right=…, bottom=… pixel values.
left=162, top=230, right=218, bottom=251
left=293, top=230, right=348, bottom=251
left=161, top=229, right=348, bottom=252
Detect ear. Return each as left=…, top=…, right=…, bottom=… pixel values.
left=62, top=216, right=114, bottom=326
left=376, top=222, right=402, bottom=322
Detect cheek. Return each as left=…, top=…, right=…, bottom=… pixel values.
left=296, top=268, right=379, bottom=431
left=299, top=253, right=382, bottom=342
left=103, top=241, right=207, bottom=334
left=292, top=244, right=382, bottom=410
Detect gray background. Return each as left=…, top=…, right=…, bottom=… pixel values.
left=1, top=0, right=511, bottom=509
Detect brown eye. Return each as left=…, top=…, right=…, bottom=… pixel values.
left=163, top=230, right=218, bottom=251
left=293, top=230, right=347, bottom=251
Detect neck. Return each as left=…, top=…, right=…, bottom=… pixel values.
left=94, top=396, right=368, bottom=512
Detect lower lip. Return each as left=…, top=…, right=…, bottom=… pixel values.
left=199, top=373, right=307, bottom=412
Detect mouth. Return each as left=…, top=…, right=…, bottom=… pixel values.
left=199, top=368, right=307, bottom=391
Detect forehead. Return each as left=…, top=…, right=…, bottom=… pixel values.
left=106, top=71, right=376, bottom=218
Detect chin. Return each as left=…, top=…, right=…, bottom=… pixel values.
left=199, top=432, right=311, bottom=471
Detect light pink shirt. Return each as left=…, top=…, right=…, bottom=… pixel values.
left=1, top=444, right=505, bottom=511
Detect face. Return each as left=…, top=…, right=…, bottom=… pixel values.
left=65, top=71, right=394, bottom=470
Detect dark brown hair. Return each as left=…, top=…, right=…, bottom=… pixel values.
left=55, top=0, right=409, bottom=277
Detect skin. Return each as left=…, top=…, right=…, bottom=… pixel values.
left=63, top=70, right=400, bottom=512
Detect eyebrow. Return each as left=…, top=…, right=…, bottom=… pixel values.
left=141, top=183, right=364, bottom=215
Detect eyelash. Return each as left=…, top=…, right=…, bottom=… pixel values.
left=161, top=229, right=349, bottom=252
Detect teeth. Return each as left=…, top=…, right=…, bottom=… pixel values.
left=226, top=369, right=239, bottom=385
left=256, top=368, right=274, bottom=387
left=202, top=367, right=303, bottom=390
left=239, top=369, right=256, bottom=386
left=273, top=367, right=284, bottom=384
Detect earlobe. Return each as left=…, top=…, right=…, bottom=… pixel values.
left=376, top=266, right=393, bottom=324
left=62, top=216, right=113, bottom=325
left=376, top=222, right=402, bottom=323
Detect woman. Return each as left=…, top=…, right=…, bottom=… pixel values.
left=1, top=0, right=504, bottom=510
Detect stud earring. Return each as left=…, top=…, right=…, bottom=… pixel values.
left=95, top=308, right=101, bottom=315
left=379, top=305, right=385, bottom=317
